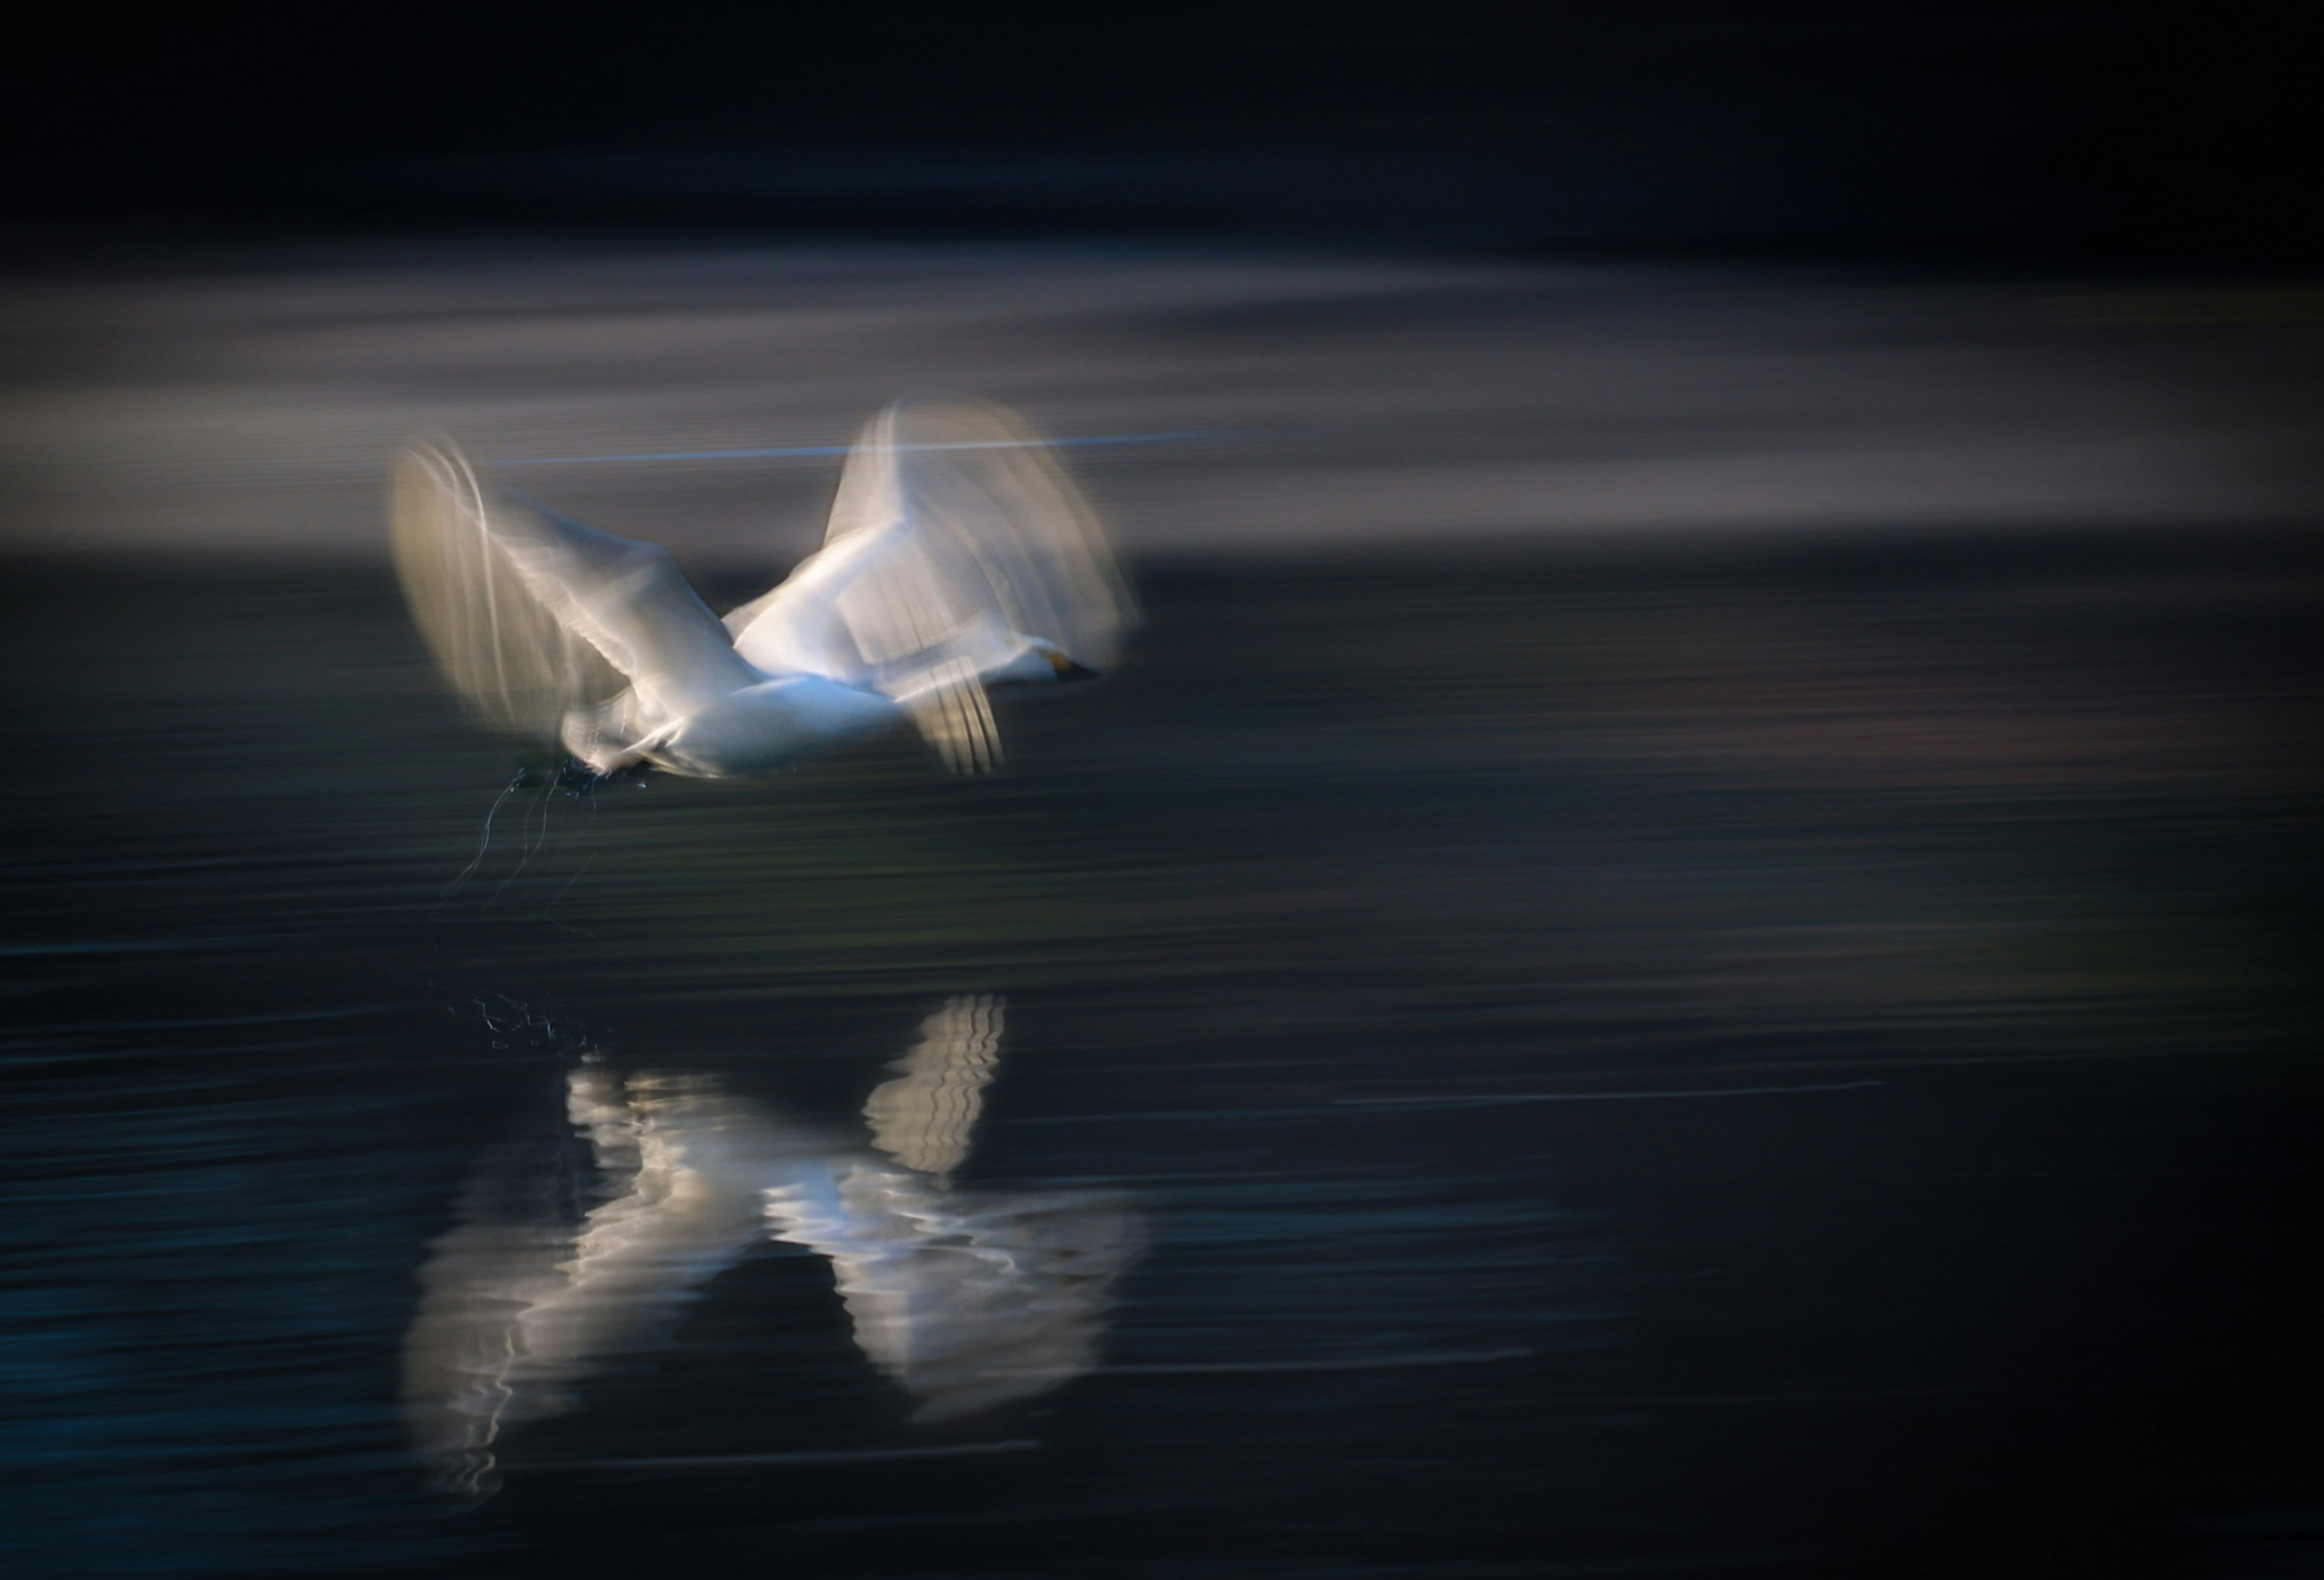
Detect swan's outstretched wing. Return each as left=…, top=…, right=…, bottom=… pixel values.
left=390, top=442, right=758, bottom=746
left=839, top=398, right=1137, bottom=671
left=725, top=400, right=1137, bottom=772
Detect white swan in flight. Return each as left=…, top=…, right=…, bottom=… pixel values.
left=402, top=996, right=1139, bottom=1496
left=390, top=400, right=1137, bottom=778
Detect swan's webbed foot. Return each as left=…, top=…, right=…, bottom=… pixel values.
left=577, top=757, right=654, bottom=790
left=511, top=757, right=651, bottom=795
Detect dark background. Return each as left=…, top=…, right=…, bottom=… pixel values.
left=7, top=4, right=2317, bottom=264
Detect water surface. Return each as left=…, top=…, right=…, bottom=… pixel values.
left=3, top=538, right=2319, bottom=1576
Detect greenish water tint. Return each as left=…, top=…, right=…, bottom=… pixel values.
left=1, top=538, right=2319, bottom=1576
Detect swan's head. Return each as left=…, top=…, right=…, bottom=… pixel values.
left=987, top=637, right=1100, bottom=688
left=1043, top=645, right=1101, bottom=682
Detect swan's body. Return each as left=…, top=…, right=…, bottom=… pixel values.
left=390, top=400, right=1135, bottom=778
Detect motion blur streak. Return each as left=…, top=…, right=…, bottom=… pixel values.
left=5, top=251, right=2320, bottom=557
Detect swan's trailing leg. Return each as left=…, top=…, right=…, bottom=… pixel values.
left=509, top=757, right=648, bottom=794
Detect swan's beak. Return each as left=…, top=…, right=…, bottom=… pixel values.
left=1045, top=650, right=1101, bottom=683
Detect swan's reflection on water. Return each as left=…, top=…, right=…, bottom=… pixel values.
left=403, top=997, right=1138, bottom=1496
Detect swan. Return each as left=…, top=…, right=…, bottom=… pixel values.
left=390, top=399, right=1137, bottom=778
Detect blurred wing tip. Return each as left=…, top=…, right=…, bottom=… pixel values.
left=389, top=430, right=616, bottom=745
left=394, top=432, right=479, bottom=488
left=908, top=676, right=1003, bottom=775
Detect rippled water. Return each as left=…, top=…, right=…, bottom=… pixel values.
left=4, top=539, right=2319, bottom=1576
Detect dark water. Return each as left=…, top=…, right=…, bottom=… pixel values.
left=4, top=538, right=2320, bottom=1577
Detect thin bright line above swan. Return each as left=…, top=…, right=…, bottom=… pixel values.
left=491, top=430, right=1236, bottom=466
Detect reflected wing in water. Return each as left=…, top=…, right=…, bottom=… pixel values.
left=401, top=1068, right=780, bottom=1495
left=864, top=993, right=1005, bottom=1179
left=810, top=990, right=1137, bottom=1425
left=765, top=1163, right=1138, bottom=1424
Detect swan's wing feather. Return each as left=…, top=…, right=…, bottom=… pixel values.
left=390, top=443, right=623, bottom=742
left=721, top=512, right=907, bottom=684
left=827, top=398, right=1138, bottom=675
left=390, top=443, right=758, bottom=740
left=896, top=660, right=1003, bottom=775
left=490, top=501, right=761, bottom=719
